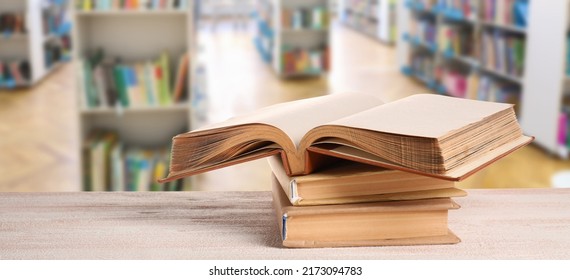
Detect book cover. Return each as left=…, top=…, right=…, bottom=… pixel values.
left=271, top=175, right=461, bottom=248
left=268, top=155, right=466, bottom=206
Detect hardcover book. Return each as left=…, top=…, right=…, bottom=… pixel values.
left=268, top=155, right=466, bottom=206
left=271, top=175, right=461, bottom=248
left=160, top=93, right=532, bottom=182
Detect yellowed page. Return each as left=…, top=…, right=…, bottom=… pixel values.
left=192, top=93, right=384, bottom=147
left=326, top=94, right=513, bottom=139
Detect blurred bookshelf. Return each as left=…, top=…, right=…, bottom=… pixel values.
left=523, top=0, right=570, bottom=159
left=73, top=0, right=195, bottom=191
left=254, top=0, right=330, bottom=78
left=397, top=0, right=539, bottom=147
left=0, top=0, right=71, bottom=89
left=338, top=0, right=397, bottom=44
left=397, top=0, right=570, bottom=160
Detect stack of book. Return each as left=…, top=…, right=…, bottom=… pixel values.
left=159, top=93, right=532, bottom=248
left=269, top=157, right=465, bottom=247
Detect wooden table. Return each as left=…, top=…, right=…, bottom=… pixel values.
left=0, top=189, right=569, bottom=259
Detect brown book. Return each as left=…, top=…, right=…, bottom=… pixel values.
left=268, top=155, right=466, bottom=206
left=271, top=175, right=461, bottom=248
left=160, top=94, right=532, bottom=183
left=173, top=53, right=189, bottom=102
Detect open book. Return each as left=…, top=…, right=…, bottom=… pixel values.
left=160, top=94, right=532, bottom=182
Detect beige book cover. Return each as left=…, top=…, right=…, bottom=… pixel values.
left=161, top=94, right=532, bottom=183
left=268, top=155, right=466, bottom=206
left=271, top=175, right=461, bottom=248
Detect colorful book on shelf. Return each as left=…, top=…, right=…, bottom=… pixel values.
left=173, top=53, right=189, bottom=102
left=268, top=156, right=466, bottom=206
left=83, top=131, right=181, bottom=191
left=80, top=51, right=188, bottom=108
left=271, top=174, right=461, bottom=248
left=85, top=132, right=118, bottom=192
left=0, top=13, right=27, bottom=36
left=75, top=0, right=188, bottom=11
left=281, top=46, right=328, bottom=75
left=159, top=94, right=533, bottom=183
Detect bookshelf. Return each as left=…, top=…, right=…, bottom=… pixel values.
left=254, top=0, right=330, bottom=78
left=338, top=0, right=397, bottom=44
left=0, top=0, right=71, bottom=89
left=522, top=0, right=569, bottom=158
left=72, top=0, right=195, bottom=191
left=397, top=0, right=570, bottom=158
left=397, top=0, right=537, bottom=144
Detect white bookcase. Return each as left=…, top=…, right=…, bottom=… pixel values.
left=520, top=0, right=569, bottom=157
left=254, top=0, right=330, bottom=78
left=72, top=0, right=195, bottom=191
left=0, top=0, right=69, bottom=89
left=338, top=0, right=397, bottom=44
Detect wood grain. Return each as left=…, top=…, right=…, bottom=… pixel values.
left=0, top=189, right=569, bottom=259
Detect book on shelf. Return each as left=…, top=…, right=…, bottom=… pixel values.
left=471, top=75, right=521, bottom=112
left=481, top=30, right=525, bottom=78
left=557, top=102, right=570, bottom=155
left=75, top=0, right=189, bottom=11
left=282, top=6, right=328, bottom=30
left=406, top=51, right=436, bottom=81
left=438, top=23, right=474, bottom=58
left=408, top=16, right=436, bottom=47
left=271, top=174, right=461, bottom=248
left=281, top=46, right=329, bottom=75
left=439, top=68, right=469, bottom=98
left=481, top=0, right=528, bottom=27
left=0, top=13, right=26, bottom=37
left=82, top=131, right=182, bottom=192
left=159, top=93, right=532, bottom=183
left=439, top=0, right=477, bottom=20
left=268, top=155, right=466, bottom=206
left=0, top=61, right=31, bottom=88
left=78, top=50, right=189, bottom=109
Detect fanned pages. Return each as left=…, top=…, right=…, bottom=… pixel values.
left=268, top=156, right=466, bottom=206
left=161, top=94, right=532, bottom=182
left=271, top=175, right=461, bottom=248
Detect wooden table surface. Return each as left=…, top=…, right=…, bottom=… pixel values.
left=0, top=189, right=569, bottom=259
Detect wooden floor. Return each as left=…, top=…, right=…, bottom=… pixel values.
left=0, top=20, right=567, bottom=192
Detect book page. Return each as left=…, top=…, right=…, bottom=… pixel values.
left=193, top=93, right=384, bottom=147
left=327, top=94, right=513, bottom=139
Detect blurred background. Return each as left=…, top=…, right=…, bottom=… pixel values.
left=1, top=0, right=569, bottom=192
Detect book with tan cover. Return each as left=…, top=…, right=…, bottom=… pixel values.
left=271, top=175, right=461, bottom=248
left=268, top=155, right=466, bottom=206
left=160, top=94, right=532, bottom=183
